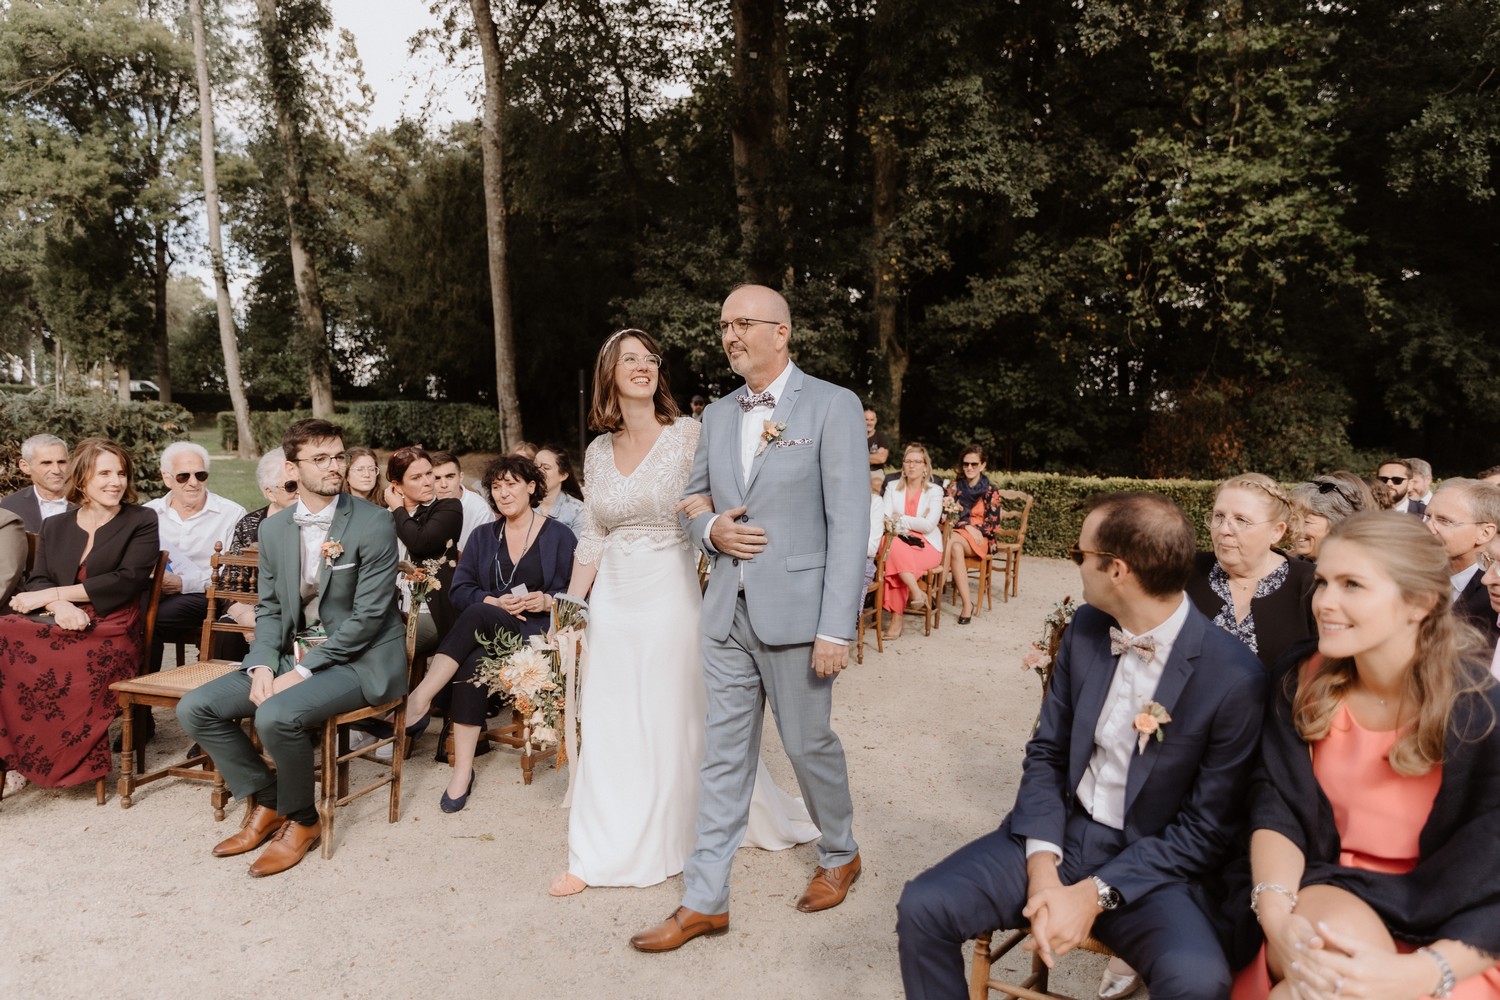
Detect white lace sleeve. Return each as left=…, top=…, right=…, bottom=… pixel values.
left=574, top=436, right=610, bottom=565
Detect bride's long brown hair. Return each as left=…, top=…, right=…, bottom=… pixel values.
left=587, top=328, right=681, bottom=432
left=1293, top=511, right=1494, bottom=775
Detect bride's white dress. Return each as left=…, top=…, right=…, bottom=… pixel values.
left=566, top=416, right=819, bottom=887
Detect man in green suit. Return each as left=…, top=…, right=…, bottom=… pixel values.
left=178, top=418, right=406, bottom=877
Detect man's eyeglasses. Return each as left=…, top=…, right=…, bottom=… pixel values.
left=1477, top=551, right=1499, bottom=573
left=1068, top=544, right=1118, bottom=566
left=173, top=470, right=209, bottom=484
left=718, top=317, right=781, bottom=335
left=616, top=353, right=662, bottom=369
left=296, top=452, right=349, bottom=470
left=1422, top=513, right=1494, bottom=531
left=1376, top=475, right=1407, bottom=486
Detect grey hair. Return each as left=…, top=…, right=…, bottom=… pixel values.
left=1404, top=457, right=1433, bottom=481
left=1290, top=476, right=1365, bottom=526
left=159, top=440, right=211, bottom=474
left=1434, top=477, right=1500, bottom=528
left=255, top=448, right=287, bottom=492
left=20, top=434, right=66, bottom=463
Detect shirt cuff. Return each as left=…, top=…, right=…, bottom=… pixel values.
left=701, top=513, right=721, bottom=555
left=815, top=633, right=848, bottom=646
left=245, top=664, right=272, bottom=676
left=294, top=664, right=312, bottom=679
left=1025, top=839, right=1064, bottom=864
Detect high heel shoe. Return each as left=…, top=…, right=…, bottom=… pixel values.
left=405, top=713, right=430, bottom=740
left=440, top=771, right=476, bottom=813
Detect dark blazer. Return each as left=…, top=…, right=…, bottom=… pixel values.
left=451, top=513, right=575, bottom=638
left=1186, top=552, right=1317, bottom=671
left=1405, top=498, right=1428, bottom=519
left=0, top=486, right=76, bottom=534
left=393, top=497, right=462, bottom=635
left=22, top=504, right=159, bottom=617
left=246, top=494, right=406, bottom=705
left=1005, top=601, right=1267, bottom=903
left=1238, top=644, right=1500, bottom=958
left=1453, top=568, right=1500, bottom=651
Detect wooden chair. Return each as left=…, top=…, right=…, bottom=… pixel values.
left=903, top=521, right=953, bottom=636
left=990, top=490, right=1035, bottom=603
left=452, top=707, right=561, bottom=786
left=856, top=531, right=895, bottom=664
left=112, top=543, right=255, bottom=816
left=950, top=534, right=994, bottom=615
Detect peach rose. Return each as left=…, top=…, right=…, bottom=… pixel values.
left=1133, top=712, right=1159, bottom=736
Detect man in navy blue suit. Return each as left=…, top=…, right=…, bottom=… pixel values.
left=897, top=492, right=1266, bottom=1000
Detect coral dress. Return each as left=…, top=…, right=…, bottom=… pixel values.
left=882, top=488, right=943, bottom=613
left=1232, top=704, right=1500, bottom=999
left=0, top=566, right=145, bottom=787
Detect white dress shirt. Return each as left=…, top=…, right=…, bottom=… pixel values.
left=248, top=499, right=332, bottom=679
left=736, top=362, right=794, bottom=480
left=457, top=486, right=496, bottom=551
left=145, top=491, right=247, bottom=593
left=37, top=494, right=69, bottom=522
left=1026, top=594, right=1193, bottom=863
left=1451, top=563, right=1481, bottom=603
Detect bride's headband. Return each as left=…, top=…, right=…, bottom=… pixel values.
left=602, top=327, right=650, bottom=355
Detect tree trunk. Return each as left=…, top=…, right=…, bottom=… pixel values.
left=254, top=0, right=335, bottom=418
left=117, top=361, right=131, bottom=402
left=191, top=0, right=256, bottom=459
left=871, top=132, right=907, bottom=442
left=469, top=0, right=524, bottom=451
left=152, top=225, right=173, bottom=403
left=730, top=0, right=790, bottom=287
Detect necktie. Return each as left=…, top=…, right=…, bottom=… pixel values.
left=293, top=511, right=334, bottom=529
left=1109, top=627, right=1157, bottom=665
left=738, top=390, right=776, bottom=412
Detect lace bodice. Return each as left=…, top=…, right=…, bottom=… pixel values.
left=575, top=417, right=701, bottom=564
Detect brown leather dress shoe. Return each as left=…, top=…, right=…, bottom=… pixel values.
left=628, top=907, right=729, bottom=952
left=796, top=852, right=862, bottom=912
left=247, top=819, right=321, bottom=877
left=211, top=803, right=285, bottom=858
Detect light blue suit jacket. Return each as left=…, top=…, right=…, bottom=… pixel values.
left=684, top=363, right=869, bottom=644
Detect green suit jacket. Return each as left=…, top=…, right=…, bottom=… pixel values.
left=245, top=493, right=407, bottom=705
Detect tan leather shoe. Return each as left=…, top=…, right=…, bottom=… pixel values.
left=796, top=852, right=862, bottom=912
left=211, top=803, right=285, bottom=858
left=247, top=819, right=321, bottom=877
left=628, top=907, right=729, bottom=952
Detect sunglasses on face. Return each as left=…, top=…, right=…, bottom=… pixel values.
left=1376, top=475, right=1407, bottom=485
left=1068, top=544, right=1118, bottom=566
left=173, top=470, right=209, bottom=484
left=961, top=461, right=981, bottom=467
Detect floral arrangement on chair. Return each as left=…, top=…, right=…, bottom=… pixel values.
left=470, top=597, right=588, bottom=754
left=1022, top=596, right=1076, bottom=695
left=398, top=546, right=454, bottom=655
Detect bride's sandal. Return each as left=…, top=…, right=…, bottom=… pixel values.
left=549, top=872, right=588, bottom=897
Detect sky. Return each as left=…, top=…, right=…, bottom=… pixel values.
left=326, top=0, right=480, bottom=129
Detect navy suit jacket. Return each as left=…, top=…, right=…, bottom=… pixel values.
left=1453, top=569, right=1500, bottom=652
left=0, top=486, right=76, bottom=534
left=1005, top=601, right=1267, bottom=903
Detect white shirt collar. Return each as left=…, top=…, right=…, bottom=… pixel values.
left=1115, top=593, right=1193, bottom=649
left=744, top=362, right=794, bottom=408
left=1452, top=562, right=1481, bottom=600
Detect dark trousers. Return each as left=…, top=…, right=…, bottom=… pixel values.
left=438, top=602, right=533, bottom=727
left=896, top=811, right=1232, bottom=1000
left=150, top=593, right=248, bottom=670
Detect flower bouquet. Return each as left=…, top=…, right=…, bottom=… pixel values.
left=398, top=546, right=454, bottom=657
left=473, top=630, right=564, bottom=751
left=1022, top=595, right=1077, bottom=696
left=941, top=492, right=963, bottom=524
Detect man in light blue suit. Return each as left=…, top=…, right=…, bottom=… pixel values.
left=630, top=284, right=871, bottom=952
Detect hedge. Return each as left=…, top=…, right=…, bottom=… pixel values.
left=0, top=395, right=193, bottom=498
left=218, top=401, right=500, bottom=454
left=977, top=471, right=1221, bottom=560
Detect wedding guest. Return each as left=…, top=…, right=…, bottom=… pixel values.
left=400, top=455, right=575, bottom=813
left=231, top=449, right=295, bottom=553
left=865, top=408, right=890, bottom=470
left=429, top=451, right=495, bottom=551
left=943, top=444, right=1004, bottom=625
left=1232, top=511, right=1500, bottom=999
left=1480, top=536, right=1500, bottom=679
left=865, top=471, right=887, bottom=592
left=385, top=446, right=462, bottom=646
left=1376, top=459, right=1424, bottom=517
left=881, top=443, right=944, bottom=640
left=690, top=394, right=707, bottom=421
left=342, top=447, right=382, bottom=504
left=510, top=441, right=539, bottom=460
left=1365, top=475, right=1397, bottom=511
left=0, top=508, right=24, bottom=608
left=1422, top=477, right=1500, bottom=650
left=0, top=438, right=159, bottom=791
left=1288, top=474, right=1369, bottom=562
left=534, top=444, right=585, bottom=538
left=1403, top=456, right=1435, bottom=508
left=1, top=434, right=73, bottom=532
left=1187, top=473, right=1316, bottom=670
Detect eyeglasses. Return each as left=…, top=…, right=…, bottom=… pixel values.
left=1422, top=513, right=1493, bottom=531
left=173, top=470, right=209, bottom=484
left=1208, top=512, right=1274, bottom=533
left=961, top=461, right=981, bottom=468
left=616, top=353, right=662, bottom=369
left=1478, top=551, right=1499, bottom=573
left=718, top=317, right=781, bottom=335
left=1376, top=475, right=1407, bottom=486
left=296, top=452, right=349, bottom=470
left=1068, top=544, right=1118, bottom=566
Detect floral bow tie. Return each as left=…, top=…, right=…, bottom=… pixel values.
left=1109, top=627, right=1157, bottom=665
left=293, top=511, right=334, bottom=529
left=737, top=390, right=777, bottom=412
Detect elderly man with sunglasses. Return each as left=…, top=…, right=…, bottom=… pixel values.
left=143, top=442, right=248, bottom=688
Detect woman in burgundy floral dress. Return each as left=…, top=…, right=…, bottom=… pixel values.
left=0, top=438, right=159, bottom=791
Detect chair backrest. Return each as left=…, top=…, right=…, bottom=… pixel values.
left=142, top=550, right=169, bottom=653
left=197, top=542, right=261, bottom=657
left=868, top=531, right=894, bottom=593
left=993, top=490, right=1035, bottom=549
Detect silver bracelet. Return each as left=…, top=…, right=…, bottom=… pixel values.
left=1418, top=947, right=1456, bottom=1000
left=1249, top=881, right=1298, bottom=917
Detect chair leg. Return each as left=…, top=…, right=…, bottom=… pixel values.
left=117, top=698, right=136, bottom=808
left=969, top=931, right=993, bottom=1000
left=318, top=720, right=337, bottom=860
left=95, top=776, right=106, bottom=805
left=389, top=702, right=406, bottom=824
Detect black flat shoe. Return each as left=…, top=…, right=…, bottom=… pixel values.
left=440, top=772, right=476, bottom=813
left=957, top=615, right=972, bottom=625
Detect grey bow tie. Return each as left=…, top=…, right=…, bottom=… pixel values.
left=1109, top=627, right=1157, bottom=665
left=738, top=390, right=776, bottom=412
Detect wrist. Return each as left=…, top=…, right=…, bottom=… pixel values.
left=1418, top=947, right=1456, bottom=999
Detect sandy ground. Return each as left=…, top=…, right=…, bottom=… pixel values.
left=0, top=555, right=1112, bottom=1000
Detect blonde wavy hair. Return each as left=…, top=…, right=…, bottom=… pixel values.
left=1293, top=511, right=1495, bottom=775
left=1216, top=472, right=1300, bottom=549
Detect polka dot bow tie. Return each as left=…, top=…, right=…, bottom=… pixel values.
left=737, top=390, right=777, bottom=412
left=1109, top=627, right=1157, bottom=665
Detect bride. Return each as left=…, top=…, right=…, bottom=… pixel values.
left=549, top=329, right=819, bottom=895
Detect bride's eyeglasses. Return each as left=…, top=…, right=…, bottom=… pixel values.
left=616, top=353, right=662, bottom=369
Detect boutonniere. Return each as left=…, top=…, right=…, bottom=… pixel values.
left=755, top=420, right=787, bottom=457
left=1133, top=701, right=1171, bottom=754
left=321, top=539, right=344, bottom=567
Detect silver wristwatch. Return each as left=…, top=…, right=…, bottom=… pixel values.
left=1090, top=875, right=1121, bottom=911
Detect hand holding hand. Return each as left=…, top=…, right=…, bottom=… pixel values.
left=811, top=637, right=849, bottom=678
left=271, top=670, right=305, bottom=697
left=1290, top=922, right=1439, bottom=1000
left=1021, top=880, right=1101, bottom=964
left=707, top=505, right=768, bottom=560
left=9, top=589, right=53, bottom=614
left=248, top=668, right=275, bottom=706
left=50, top=602, right=91, bottom=631
left=675, top=494, right=715, bottom=519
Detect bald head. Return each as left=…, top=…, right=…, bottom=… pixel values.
left=720, top=284, right=792, bottom=391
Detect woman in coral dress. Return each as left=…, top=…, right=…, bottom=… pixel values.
left=1233, top=511, right=1500, bottom=1000
left=880, top=443, right=944, bottom=640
